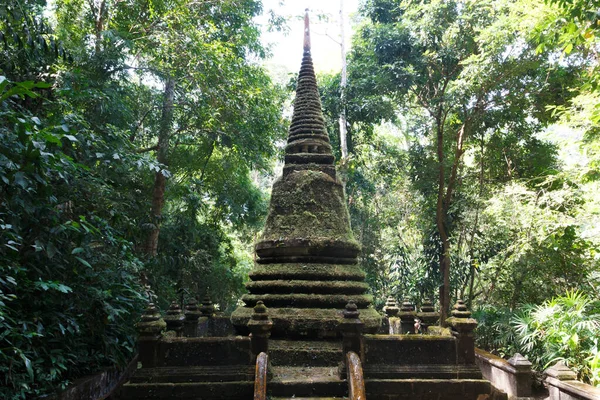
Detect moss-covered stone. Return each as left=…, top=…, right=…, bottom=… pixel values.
left=232, top=40, right=381, bottom=337
left=231, top=306, right=381, bottom=338
left=249, top=263, right=366, bottom=281
left=245, top=279, right=369, bottom=294
left=241, top=293, right=374, bottom=308
left=257, top=170, right=358, bottom=258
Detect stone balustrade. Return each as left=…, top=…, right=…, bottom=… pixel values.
left=475, top=348, right=533, bottom=398
left=545, top=361, right=600, bottom=400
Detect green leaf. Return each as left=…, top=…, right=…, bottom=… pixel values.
left=75, top=256, right=92, bottom=268
left=13, top=172, right=29, bottom=189
left=46, top=242, right=58, bottom=259
left=56, top=284, right=73, bottom=294
left=20, top=354, right=34, bottom=381
left=564, top=43, right=573, bottom=54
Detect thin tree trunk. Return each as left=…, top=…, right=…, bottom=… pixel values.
left=88, top=0, right=107, bottom=54
left=338, top=0, right=348, bottom=160
left=435, top=117, right=451, bottom=325
left=467, top=133, right=485, bottom=308
left=144, top=77, right=175, bottom=257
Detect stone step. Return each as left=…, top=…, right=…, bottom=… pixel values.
left=365, top=378, right=493, bottom=400
left=363, top=364, right=483, bottom=380
left=269, top=340, right=342, bottom=367
left=271, top=398, right=345, bottom=400
left=117, top=381, right=253, bottom=399
left=268, top=366, right=346, bottom=398
left=128, top=365, right=254, bottom=383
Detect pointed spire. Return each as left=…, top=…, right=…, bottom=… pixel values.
left=285, top=9, right=334, bottom=172
left=304, top=9, right=311, bottom=51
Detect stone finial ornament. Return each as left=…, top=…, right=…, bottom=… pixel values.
left=451, top=299, right=472, bottom=318
left=383, top=296, right=399, bottom=317
left=137, top=302, right=166, bottom=337
left=417, top=298, right=439, bottom=333
left=400, top=297, right=415, bottom=312
left=184, top=297, right=201, bottom=322
left=200, top=294, right=215, bottom=318
left=508, top=353, right=532, bottom=371
left=343, top=300, right=360, bottom=320
left=303, top=9, right=310, bottom=51
left=247, top=301, right=273, bottom=355
left=164, top=300, right=185, bottom=334
left=420, top=298, right=435, bottom=313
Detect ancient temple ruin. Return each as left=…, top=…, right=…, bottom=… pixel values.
left=231, top=11, right=381, bottom=338
left=116, top=12, right=508, bottom=400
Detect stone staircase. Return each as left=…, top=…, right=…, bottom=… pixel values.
left=114, top=336, right=255, bottom=400
left=117, top=365, right=254, bottom=399
left=268, top=339, right=347, bottom=399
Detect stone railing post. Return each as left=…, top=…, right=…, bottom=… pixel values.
left=338, top=301, right=364, bottom=378
left=398, top=297, right=416, bottom=334
left=184, top=298, right=201, bottom=337
left=383, top=296, right=400, bottom=334
left=545, top=361, right=578, bottom=400
left=446, top=299, right=477, bottom=364
left=136, top=302, right=166, bottom=368
left=508, top=353, right=533, bottom=397
left=164, top=300, right=185, bottom=337
left=247, top=301, right=273, bottom=358
left=417, top=298, right=439, bottom=334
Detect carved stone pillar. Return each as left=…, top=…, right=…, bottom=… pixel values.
left=417, top=298, right=439, bottom=334
left=184, top=297, right=201, bottom=337
left=382, top=296, right=399, bottom=334
left=338, top=301, right=364, bottom=378
left=247, top=301, right=273, bottom=357
left=164, top=300, right=185, bottom=337
left=446, top=299, right=477, bottom=364
left=136, top=302, right=166, bottom=368
left=200, top=294, right=215, bottom=318
left=398, top=297, right=416, bottom=334
left=508, top=353, right=533, bottom=397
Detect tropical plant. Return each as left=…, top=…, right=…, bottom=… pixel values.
left=511, top=290, right=600, bottom=385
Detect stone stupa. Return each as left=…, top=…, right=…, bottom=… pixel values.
left=231, top=11, right=381, bottom=337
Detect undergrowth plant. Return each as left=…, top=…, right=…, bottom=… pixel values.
left=511, top=291, right=600, bottom=386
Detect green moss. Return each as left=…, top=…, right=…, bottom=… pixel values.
left=261, top=170, right=356, bottom=244
left=249, top=263, right=366, bottom=281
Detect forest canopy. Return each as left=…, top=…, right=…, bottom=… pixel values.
left=1, top=0, right=599, bottom=397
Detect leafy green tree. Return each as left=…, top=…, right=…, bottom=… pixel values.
left=0, top=0, right=286, bottom=397
left=341, top=0, right=570, bottom=321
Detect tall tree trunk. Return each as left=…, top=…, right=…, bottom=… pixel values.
left=435, top=118, right=451, bottom=325
left=338, top=0, right=348, bottom=160
left=467, top=132, right=485, bottom=308
left=144, top=77, right=175, bottom=257
left=88, top=0, right=107, bottom=54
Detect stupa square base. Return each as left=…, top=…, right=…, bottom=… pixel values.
left=231, top=306, right=381, bottom=338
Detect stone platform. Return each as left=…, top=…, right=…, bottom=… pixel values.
left=116, top=12, right=508, bottom=400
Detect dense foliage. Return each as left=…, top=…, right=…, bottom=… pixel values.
left=318, top=0, right=598, bottom=311
left=0, top=0, right=284, bottom=397
left=317, top=0, right=599, bottom=379
left=475, top=291, right=600, bottom=385
left=1, top=0, right=599, bottom=396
